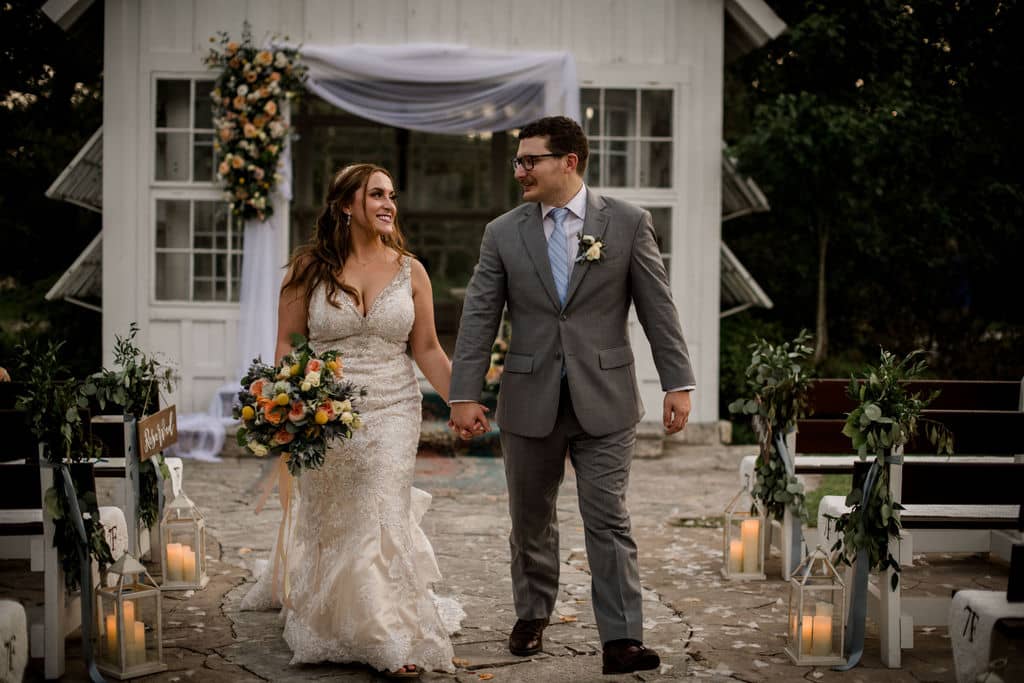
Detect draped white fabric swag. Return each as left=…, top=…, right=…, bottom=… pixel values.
left=173, top=43, right=579, bottom=459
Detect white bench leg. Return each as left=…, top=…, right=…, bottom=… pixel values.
left=781, top=508, right=793, bottom=580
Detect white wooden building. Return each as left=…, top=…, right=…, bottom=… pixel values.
left=44, top=0, right=783, bottom=441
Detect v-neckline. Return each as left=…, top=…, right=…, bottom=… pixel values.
left=344, top=257, right=404, bottom=320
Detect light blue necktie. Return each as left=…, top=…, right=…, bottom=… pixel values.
left=547, top=207, right=571, bottom=305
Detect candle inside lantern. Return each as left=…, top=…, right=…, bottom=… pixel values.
left=105, top=613, right=118, bottom=660
left=133, top=620, right=146, bottom=665
left=182, top=546, right=196, bottom=581
left=122, top=599, right=135, bottom=626
left=812, top=602, right=833, bottom=656
left=740, top=519, right=760, bottom=573
left=728, top=539, right=743, bottom=573
left=166, top=542, right=183, bottom=581
left=801, top=617, right=814, bottom=654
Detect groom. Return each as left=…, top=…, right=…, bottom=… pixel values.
left=449, top=116, right=695, bottom=675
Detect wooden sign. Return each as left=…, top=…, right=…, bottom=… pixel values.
left=137, top=405, right=178, bottom=461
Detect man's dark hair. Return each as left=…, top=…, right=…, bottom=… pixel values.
left=518, top=116, right=589, bottom=175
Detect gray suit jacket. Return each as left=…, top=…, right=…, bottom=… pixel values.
left=450, top=189, right=695, bottom=438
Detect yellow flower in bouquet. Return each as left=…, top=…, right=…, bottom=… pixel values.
left=233, top=334, right=366, bottom=476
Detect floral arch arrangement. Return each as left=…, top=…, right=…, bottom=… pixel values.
left=204, top=23, right=307, bottom=222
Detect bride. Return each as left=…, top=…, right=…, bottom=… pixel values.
left=241, top=163, right=465, bottom=678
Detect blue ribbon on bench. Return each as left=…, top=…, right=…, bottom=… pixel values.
left=773, top=429, right=803, bottom=575
left=834, top=450, right=902, bottom=671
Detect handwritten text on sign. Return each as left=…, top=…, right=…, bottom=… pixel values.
left=138, top=405, right=178, bottom=461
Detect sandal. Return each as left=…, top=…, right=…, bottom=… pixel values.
left=383, top=664, right=420, bottom=679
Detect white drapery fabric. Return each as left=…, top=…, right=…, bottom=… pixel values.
left=175, top=43, right=580, bottom=459
left=289, top=43, right=580, bottom=133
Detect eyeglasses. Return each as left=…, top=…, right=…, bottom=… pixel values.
left=510, top=153, right=565, bottom=171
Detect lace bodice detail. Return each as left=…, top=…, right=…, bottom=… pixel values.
left=241, top=255, right=463, bottom=673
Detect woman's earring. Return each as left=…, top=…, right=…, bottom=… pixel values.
left=343, top=212, right=351, bottom=227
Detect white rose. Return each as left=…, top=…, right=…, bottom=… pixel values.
left=340, top=411, right=354, bottom=425
left=304, top=371, right=321, bottom=387
left=586, top=244, right=603, bottom=261
left=237, top=84, right=249, bottom=96
left=248, top=441, right=268, bottom=456
left=300, top=381, right=311, bottom=392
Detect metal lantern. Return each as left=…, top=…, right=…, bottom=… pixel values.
left=721, top=477, right=767, bottom=580
left=785, top=546, right=847, bottom=665
left=96, top=553, right=167, bottom=679
left=160, top=493, right=209, bottom=590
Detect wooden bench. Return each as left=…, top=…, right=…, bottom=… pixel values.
left=811, top=410, right=1024, bottom=668
left=0, top=385, right=128, bottom=678
left=739, top=378, right=1024, bottom=578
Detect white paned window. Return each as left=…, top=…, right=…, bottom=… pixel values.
left=154, top=198, right=241, bottom=302
left=155, top=78, right=217, bottom=183
left=644, top=206, right=672, bottom=281
left=581, top=88, right=673, bottom=188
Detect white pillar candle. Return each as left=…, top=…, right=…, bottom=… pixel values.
left=132, top=620, right=146, bottom=665
left=812, top=614, right=832, bottom=655
left=182, top=546, right=196, bottom=581
left=105, top=613, right=118, bottom=661
left=812, top=601, right=834, bottom=656
left=121, top=600, right=135, bottom=626
left=166, top=542, right=183, bottom=581
left=801, top=618, right=814, bottom=654
left=728, top=539, right=743, bottom=573
left=740, top=519, right=760, bottom=573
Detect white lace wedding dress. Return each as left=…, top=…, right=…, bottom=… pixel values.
left=241, top=256, right=464, bottom=672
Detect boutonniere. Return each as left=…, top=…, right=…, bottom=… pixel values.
left=576, top=234, right=606, bottom=263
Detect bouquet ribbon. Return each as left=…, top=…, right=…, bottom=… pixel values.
left=254, top=454, right=295, bottom=608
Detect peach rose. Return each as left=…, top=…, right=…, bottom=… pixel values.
left=273, top=428, right=294, bottom=445
left=305, top=358, right=323, bottom=374
left=263, top=100, right=277, bottom=116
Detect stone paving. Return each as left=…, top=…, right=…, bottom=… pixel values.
left=9, top=442, right=1013, bottom=682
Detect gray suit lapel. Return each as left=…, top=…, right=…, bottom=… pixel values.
left=518, top=205, right=562, bottom=311
left=563, top=191, right=609, bottom=309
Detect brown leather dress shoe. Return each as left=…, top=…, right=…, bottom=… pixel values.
left=508, top=617, right=548, bottom=656
left=602, top=639, right=660, bottom=675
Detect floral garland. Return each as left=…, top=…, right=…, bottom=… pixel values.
left=204, top=22, right=307, bottom=222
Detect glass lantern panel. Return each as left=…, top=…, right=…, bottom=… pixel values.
left=725, top=512, right=763, bottom=575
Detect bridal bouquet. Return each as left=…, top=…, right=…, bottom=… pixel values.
left=234, top=334, right=365, bottom=476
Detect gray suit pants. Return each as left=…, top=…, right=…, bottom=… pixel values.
left=500, top=379, right=642, bottom=644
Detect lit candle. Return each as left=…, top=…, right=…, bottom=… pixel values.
left=801, top=617, right=814, bottom=654
left=182, top=546, right=196, bottom=581
left=728, top=539, right=743, bottom=572
left=740, top=519, right=760, bottom=573
left=166, top=543, right=183, bottom=581
left=105, top=613, right=118, bottom=661
left=122, top=600, right=135, bottom=626
left=132, top=620, right=146, bottom=665
left=812, top=602, right=833, bottom=656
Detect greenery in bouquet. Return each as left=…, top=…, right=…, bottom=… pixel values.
left=829, top=348, right=953, bottom=588
left=204, top=21, right=307, bottom=222
left=235, top=334, right=366, bottom=476
left=727, top=330, right=814, bottom=521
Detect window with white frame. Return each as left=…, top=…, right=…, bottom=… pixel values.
left=580, top=88, right=673, bottom=188
left=154, top=78, right=217, bottom=183
left=154, top=198, right=241, bottom=302
left=153, top=77, right=241, bottom=302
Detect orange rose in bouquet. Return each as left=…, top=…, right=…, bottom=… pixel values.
left=234, top=334, right=365, bottom=476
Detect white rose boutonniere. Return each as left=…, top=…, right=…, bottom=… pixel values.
left=576, top=234, right=606, bottom=263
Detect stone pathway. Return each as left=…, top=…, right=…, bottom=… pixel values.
left=8, top=443, right=1011, bottom=681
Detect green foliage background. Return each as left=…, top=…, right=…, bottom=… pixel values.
left=722, top=0, right=1024, bottom=399
left=0, top=2, right=103, bottom=376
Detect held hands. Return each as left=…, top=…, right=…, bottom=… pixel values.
left=448, top=402, right=491, bottom=440
left=663, top=390, right=691, bottom=435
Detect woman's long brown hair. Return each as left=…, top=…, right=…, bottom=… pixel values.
left=282, top=163, right=413, bottom=311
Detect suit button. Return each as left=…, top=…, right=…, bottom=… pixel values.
left=554, top=352, right=562, bottom=360
left=560, top=314, right=567, bottom=321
